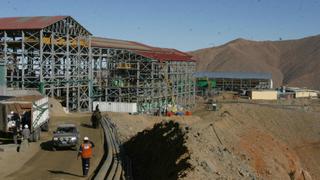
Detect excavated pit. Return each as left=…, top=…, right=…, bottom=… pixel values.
left=111, top=98, right=320, bottom=180
left=123, top=121, right=192, bottom=180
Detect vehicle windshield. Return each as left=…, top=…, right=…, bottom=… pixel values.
left=56, top=127, right=76, bottom=133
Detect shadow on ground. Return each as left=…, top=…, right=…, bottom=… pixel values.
left=81, top=123, right=94, bottom=129
left=48, top=170, right=83, bottom=177
left=123, top=120, right=192, bottom=180
left=40, top=141, right=77, bottom=151
left=40, top=141, right=54, bottom=151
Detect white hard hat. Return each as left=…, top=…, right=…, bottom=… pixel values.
left=10, top=111, right=14, bottom=114
left=24, top=124, right=29, bottom=129
left=84, top=136, right=89, bottom=141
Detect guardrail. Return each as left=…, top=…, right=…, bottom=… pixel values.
left=93, top=117, right=124, bottom=180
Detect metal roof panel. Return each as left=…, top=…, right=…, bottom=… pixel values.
left=91, top=37, right=194, bottom=62
left=91, top=37, right=153, bottom=51
left=0, top=16, right=67, bottom=30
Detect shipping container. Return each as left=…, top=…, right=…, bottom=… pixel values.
left=294, top=91, right=318, bottom=98
left=249, top=90, right=278, bottom=100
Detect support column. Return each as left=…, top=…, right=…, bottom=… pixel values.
left=88, top=36, right=93, bottom=112
left=39, top=30, right=44, bottom=94
left=0, top=31, right=8, bottom=94
left=50, top=32, right=55, bottom=97
left=21, top=31, right=25, bottom=89
left=66, top=29, right=70, bottom=111
left=77, top=36, right=81, bottom=111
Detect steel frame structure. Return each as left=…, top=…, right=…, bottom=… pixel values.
left=92, top=47, right=196, bottom=113
left=0, top=17, right=92, bottom=111
left=0, top=16, right=196, bottom=113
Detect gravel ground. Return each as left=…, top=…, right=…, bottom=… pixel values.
left=0, top=113, right=104, bottom=180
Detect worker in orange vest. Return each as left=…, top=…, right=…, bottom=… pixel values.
left=77, top=136, right=95, bottom=177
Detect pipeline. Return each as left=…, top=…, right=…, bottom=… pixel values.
left=93, top=117, right=125, bottom=180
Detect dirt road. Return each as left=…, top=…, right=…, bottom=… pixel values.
left=4, top=114, right=104, bottom=180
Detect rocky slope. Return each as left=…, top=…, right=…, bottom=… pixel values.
left=110, top=98, right=320, bottom=179
left=190, top=35, right=320, bottom=89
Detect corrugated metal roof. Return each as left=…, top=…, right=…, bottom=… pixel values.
left=0, top=16, right=67, bottom=30
left=194, top=72, right=272, bottom=80
left=133, top=49, right=194, bottom=62
left=92, top=37, right=153, bottom=51
left=91, top=37, right=194, bottom=62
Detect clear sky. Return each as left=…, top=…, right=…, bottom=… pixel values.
left=1, top=0, right=319, bottom=51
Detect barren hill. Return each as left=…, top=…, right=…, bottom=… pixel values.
left=190, top=35, right=320, bottom=89
left=111, top=97, right=320, bottom=179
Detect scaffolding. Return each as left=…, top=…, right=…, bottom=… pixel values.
left=0, top=16, right=196, bottom=113
left=91, top=42, right=196, bottom=113
left=0, top=16, right=92, bottom=111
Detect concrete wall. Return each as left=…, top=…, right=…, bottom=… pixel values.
left=250, top=90, right=278, bottom=100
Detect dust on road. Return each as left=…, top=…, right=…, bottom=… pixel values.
left=3, top=114, right=104, bottom=180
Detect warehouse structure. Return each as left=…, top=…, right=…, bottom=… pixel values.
left=91, top=37, right=195, bottom=113
left=0, top=16, right=196, bottom=113
left=194, top=72, right=272, bottom=94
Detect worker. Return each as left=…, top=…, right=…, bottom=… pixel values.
left=11, top=111, right=21, bottom=145
left=17, top=124, right=31, bottom=152
left=21, top=111, right=31, bottom=129
left=21, top=125, right=30, bottom=146
left=91, top=105, right=102, bottom=129
left=77, top=136, right=95, bottom=177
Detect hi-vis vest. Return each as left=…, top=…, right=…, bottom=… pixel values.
left=81, top=143, right=93, bottom=158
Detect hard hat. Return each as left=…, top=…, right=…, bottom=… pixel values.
left=10, top=111, right=14, bottom=114
left=24, top=124, right=29, bottom=129
left=84, top=136, right=89, bottom=141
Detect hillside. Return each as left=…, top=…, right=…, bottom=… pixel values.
left=111, top=97, right=320, bottom=179
left=190, top=35, right=320, bottom=89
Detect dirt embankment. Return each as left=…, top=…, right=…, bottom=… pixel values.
left=123, top=121, right=192, bottom=180
left=111, top=99, right=320, bottom=180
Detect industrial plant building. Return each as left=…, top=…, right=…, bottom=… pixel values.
left=0, top=16, right=196, bottom=113
left=194, top=72, right=273, bottom=94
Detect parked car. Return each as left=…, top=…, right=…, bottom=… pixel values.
left=51, top=124, right=80, bottom=151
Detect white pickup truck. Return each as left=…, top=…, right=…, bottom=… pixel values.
left=0, top=95, right=50, bottom=142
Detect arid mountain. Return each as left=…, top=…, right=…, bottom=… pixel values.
left=190, top=35, right=320, bottom=89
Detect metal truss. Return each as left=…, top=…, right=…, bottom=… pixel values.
left=0, top=16, right=195, bottom=113
left=0, top=17, right=92, bottom=111
left=92, top=47, right=196, bottom=114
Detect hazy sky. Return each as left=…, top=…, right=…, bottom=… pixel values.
left=1, top=0, right=319, bottom=51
